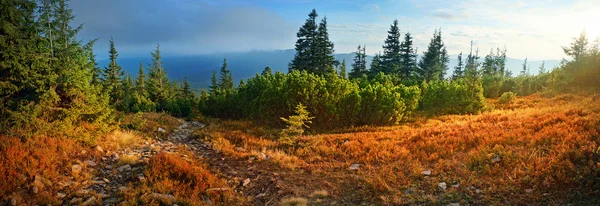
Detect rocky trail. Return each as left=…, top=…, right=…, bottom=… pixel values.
left=45, top=121, right=288, bottom=206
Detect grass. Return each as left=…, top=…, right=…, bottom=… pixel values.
left=197, top=93, right=600, bottom=205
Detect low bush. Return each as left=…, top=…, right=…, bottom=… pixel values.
left=499, top=91, right=516, bottom=104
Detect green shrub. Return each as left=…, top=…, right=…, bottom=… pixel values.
left=498, top=92, right=516, bottom=104
left=280, top=103, right=314, bottom=147
left=420, top=79, right=486, bottom=115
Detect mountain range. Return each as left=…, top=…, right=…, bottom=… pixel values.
left=98, top=49, right=561, bottom=89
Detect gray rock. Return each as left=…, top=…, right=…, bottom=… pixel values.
left=84, top=160, right=97, bottom=167
left=34, top=175, right=52, bottom=189
left=403, top=188, right=414, bottom=195
left=157, top=127, right=166, bottom=133
left=447, top=203, right=460, bottom=206
left=94, top=145, right=104, bottom=153
left=525, top=189, right=533, bottom=193
left=422, top=170, right=432, bottom=176
left=117, top=164, right=132, bottom=172
left=491, top=154, right=502, bottom=163
left=69, top=197, right=83, bottom=204
left=103, top=178, right=110, bottom=183
left=81, top=196, right=97, bottom=206
left=348, top=164, right=360, bottom=170
left=452, top=183, right=460, bottom=188
left=118, top=186, right=127, bottom=191
left=438, top=182, right=447, bottom=191
left=105, top=165, right=113, bottom=169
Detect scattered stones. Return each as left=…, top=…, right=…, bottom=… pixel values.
left=81, top=196, right=97, bottom=206
left=33, top=175, right=52, bottom=190
left=117, top=164, right=132, bottom=172
left=438, top=182, right=447, bottom=191
left=422, top=170, right=432, bottom=176
left=157, top=127, right=166, bottom=133
left=241, top=178, right=251, bottom=187
left=348, top=164, right=361, bottom=170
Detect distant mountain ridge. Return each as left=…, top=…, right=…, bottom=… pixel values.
left=99, top=49, right=561, bottom=89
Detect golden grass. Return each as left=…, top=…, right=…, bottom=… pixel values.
left=117, top=154, right=139, bottom=166
left=278, top=197, right=308, bottom=206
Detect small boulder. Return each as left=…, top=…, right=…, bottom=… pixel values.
left=57, top=192, right=67, bottom=199
left=422, top=170, right=432, bottom=176
left=69, top=198, right=83, bottom=204
left=84, top=160, right=96, bottom=167
left=117, top=164, right=132, bottom=172
left=93, top=145, right=104, bottom=153
left=525, top=189, right=533, bottom=193
left=257, top=153, right=267, bottom=160
left=491, top=154, right=502, bottom=163
left=81, top=196, right=97, bottom=206
left=348, top=164, right=360, bottom=170
left=438, top=182, right=447, bottom=191
left=151, top=193, right=176, bottom=204
left=447, top=203, right=460, bottom=206
left=157, top=127, right=166, bottom=133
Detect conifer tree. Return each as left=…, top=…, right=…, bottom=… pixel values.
left=417, top=29, right=449, bottom=81
left=209, top=70, right=218, bottom=95
left=562, top=32, right=588, bottom=62
left=135, top=62, right=146, bottom=97
left=399, top=32, right=417, bottom=80
left=219, top=58, right=234, bottom=91
left=89, top=48, right=102, bottom=85
left=262, top=66, right=273, bottom=76
left=120, top=74, right=134, bottom=112
left=315, top=17, right=337, bottom=76
left=538, top=61, right=546, bottom=74
left=520, top=58, right=529, bottom=76
left=452, top=52, right=464, bottom=80
left=381, top=20, right=402, bottom=75
left=147, top=44, right=171, bottom=109
left=482, top=48, right=498, bottom=76
left=349, top=45, right=367, bottom=79
left=369, top=53, right=383, bottom=78
left=338, top=59, right=347, bottom=79
left=290, top=9, right=319, bottom=73
left=182, top=77, right=193, bottom=100
left=102, top=37, right=124, bottom=103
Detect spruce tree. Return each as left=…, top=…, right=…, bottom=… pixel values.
left=562, top=32, right=588, bottom=62
left=315, top=16, right=337, bottom=76
left=399, top=32, right=417, bottom=80
left=182, top=77, right=193, bottom=100
left=209, top=70, right=218, bottom=95
left=262, top=66, right=273, bottom=76
left=338, top=59, right=347, bottom=79
left=218, top=58, right=234, bottom=91
left=369, top=53, right=383, bottom=78
left=120, top=74, right=134, bottom=112
left=520, top=58, right=529, bottom=76
left=381, top=20, right=402, bottom=75
left=452, top=52, right=464, bottom=80
left=135, top=62, right=146, bottom=97
left=538, top=61, right=546, bottom=74
left=102, top=37, right=124, bottom=103
left=349, top=45, right=367, bottom=79
left=89, top=48, right=102, bottom=85
left=481, top=48, right=497, bottom=76
left=417, top=29, right=449, bottom=81
left=289, top=9, right=319, bottom=73
left=147, top=44, right=171, bottom=110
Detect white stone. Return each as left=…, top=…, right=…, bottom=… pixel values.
left=348, top=164, right=360, bottom=170
left=438, top=182, right=447, bottom=190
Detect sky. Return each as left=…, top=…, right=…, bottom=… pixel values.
left=70, top=0, right=600, bottom=60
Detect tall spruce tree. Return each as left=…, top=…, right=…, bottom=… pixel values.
left=349, top=45, right=367, bottom=79
left=209, top=70, right=218, bottom=95
left=89, top=48, right=102, bottom=85
left=520, top=58, right=529, bottom=76
left=218, top=58, right=234, bottom=91
left=399, top=32, right=417, bottom=80
left=417, top=29, right=449, bottom=81
left=102, top=37, right=124, bottom=103
left=135, top=62, right=146, bottom=97
left=182, top=77, right=193, bottom=100
left=452, top=52, right=464, bottom=80
left=315, top=17, right=337, bottom=76
left=538, top=61, right=546, bottom=74
left=562, top=32, right=588, bottom=62
left=381, top=20, right=402, bottom=75
left=147, top=44, right=171, bottom=109
left=289, top=9, right=319, bottom=73
left=369, top=53, right=383, bottom=78
left=481, top=48, right=497, bottom=76
left=262, top=66, right=272, bottom=76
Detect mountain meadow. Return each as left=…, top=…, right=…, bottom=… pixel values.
left=1, top=1, right=600, bottom=206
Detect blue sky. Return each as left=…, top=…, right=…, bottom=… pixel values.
left=71, top=0, right=600, bottom=60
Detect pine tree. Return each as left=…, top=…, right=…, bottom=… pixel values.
left=102, top=37, right=124, bottom=103
left=381, top=20, right=402, bottom=75
left=209, top=70, right=218, bottom=95
left=562, top=32, right=588, bottom=62
left=315, top=16, right=337, bottom=76
left=399, top=32, right=417, bottom=80
left=262, top=66, right=272, bottom=76
left=338, top=59, right=347, bottom=79
left=369, top=53, right=383, bottom=78
left=182, top=77, right=193, bottom=100
left=349, top=45, right=367, bottom=79
left=89, top=47, right=102, bottom=85
left=218, top=58, right=234, bottom=91
left=417, top=29, right=449, bottom=81
left=496, top=47, right=507, bottom=78
left=147, top=44, right=171, bottom=109
left=539, top=61, right=546, bottom=74
left=135, top=62, right=146, bottom=97
left=520, top=58, right=529, bottom=76
left=289, top=9, right=319, bottom=73
left=452, top=52, right=464, bottom=80
left=120, top=74, right=134, bottom=112
left=481, top=48, right=498, bottom=76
